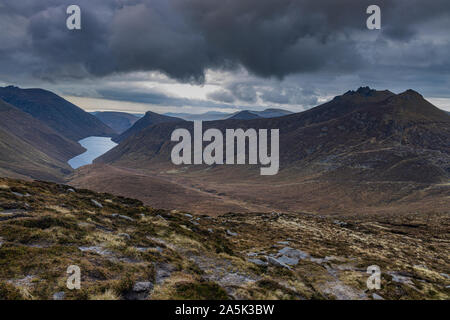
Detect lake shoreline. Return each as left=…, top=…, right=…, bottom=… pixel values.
left=68, top=136, right=117, bottom=169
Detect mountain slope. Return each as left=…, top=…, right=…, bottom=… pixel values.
left=99, top=87, right=450, bottom=183
left=85, top=87, right=450, bottom=215
left=0, top=86, right=116, bottom=141
left=0, top=99, right=84, bottom=162
left=113, top=111, right=184, bottom=143
left=0, top=98, right=84, bottom=182
left=227, top=108, right=294, bottom=119
left=1, top=177, right=448, bottom=300
left=228, top=110, right=262, bottom=120
left=164, top=111, right=232, bottom=121
left=93, top=111, right=140, bottom=134
left=0, top=127, right=72, bottom=182
left=256, top=108, right=294, bottom=118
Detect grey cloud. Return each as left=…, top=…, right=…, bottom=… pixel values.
left=260, top=86, right=319, bottom=106
left=96, top=86, right=240, bottom=110
left=0, top=0, right=449, bottom=92
left=207, top=90, right=235, bottom=103
left=228, top=83, right=257, bottom=103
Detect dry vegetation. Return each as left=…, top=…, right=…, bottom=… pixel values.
left=0, top=177, right=448, bottom=300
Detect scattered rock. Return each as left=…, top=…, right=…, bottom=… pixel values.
left=78, top=246, right=112, bottom=256
left=277, top=241, right=290, bottom=245
left=248, top=258, right=268, bottom=266
left=440, top=273, right=450, bottom=280
left=67, top=188, right=76, bottom=193
left=155, top=263, right=175, bottom=284
left=11, top=192, right=24, bottom=197
left=278, top=247, right=310, bottom=260
left=111, top=214, right=134, bottom=221
left=246, top=252, right=258, bottom=257
left=227, top=230, right=238, bottom=237
left=267, top=256, right=291, bottom=270
left=118, top=233, right=131, bottom=240
left=372, top=293, right=384, bottom=300
left=184, top=214, right=193, bottom=218
left=387, top=271, right=415, bottom=286
left=53, top=292, right=65, bottom=300
left=277, top=255, right=299, bottom=266
left=0, top=211, right=16, bottom=216
left=333, top=220, right=348, bottom=227
left=91, top=199, right=103, bottom=208
left=207, top=228, right=213, bottom=233
left=124, top=281, right=154, bottom=300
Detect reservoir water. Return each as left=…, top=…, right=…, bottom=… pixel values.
left=68, top=136, right=117, bottom=169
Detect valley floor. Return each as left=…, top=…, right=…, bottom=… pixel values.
left=69, top=164, right=450, bottom=216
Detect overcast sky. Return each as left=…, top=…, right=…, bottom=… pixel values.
left=0, top=0, right=449, bottom=113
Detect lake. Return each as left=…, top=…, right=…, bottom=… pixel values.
left=68, top=136, right=117, bottom=169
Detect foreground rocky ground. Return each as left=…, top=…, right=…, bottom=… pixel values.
left=0, top=177, right=448, bottom=300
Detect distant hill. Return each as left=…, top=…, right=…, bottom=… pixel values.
left=0, top=99, right=84, bottom=162
left=256, top=108, right=294, bottom=118
left=227, top=108, right=293, bottom=119
left=165, top=109, right=293, bottom=121
left=228, top=110, right=262, bottom=120
left=114, top=111, right=184, bottom=143
left=93, top=111, right=140, bottom=134
left=0, top=86, right=116, bottom=141
left=164, top=111, right=232, bottom=121
left=0, top=98, right=80, bottom=181
left=88, top=87, right=450, bottom=214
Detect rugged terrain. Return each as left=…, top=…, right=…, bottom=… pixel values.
left=0, top=98, right=84, bottom=182
left=114, top=111, right=184, bottom=143
left=227, top=108, right=294, bottom=119
left=93, top=112, right=140, bottom=134
left=0, top=86, right=115, bottom=141
left=70, top=88, right=450, bottom=215
left=0, top=177, right=448, bottom=300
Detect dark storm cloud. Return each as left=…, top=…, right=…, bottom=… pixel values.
left=260, top=85, right=319, bottom=106
left=207, top=90, right=236, bottom=103
left=228, top=83, right=258, bottom=103
left=97, top=86, right=238, bottom=110
left=0, top=0, right=449, bottom=91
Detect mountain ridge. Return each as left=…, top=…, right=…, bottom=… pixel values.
left=78, top=87, right=450, bottom=215
left=93, top=111, right=140, bottom=134
left=113, top=111, right=185, bottom=143
left=0, top=86, right=116, bottom=141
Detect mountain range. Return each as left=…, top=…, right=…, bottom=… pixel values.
left=164, top=108, right=293, bottom=121
left=227, top=108, right=294, bottom=120
left=69, top=87, right=450, bottom=215
left=164, top=111, right=232, bottom=121
left=92, top=111, right=140, bottom=134
left=0, top=86, right=115, bottom=141
left=0, top=86, right=119, bottom=181
left=0, top=84, right=447, bottom=215
left=113, top=111, right=184, bottom=143
left=0, top=98, right=83, bottom=181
